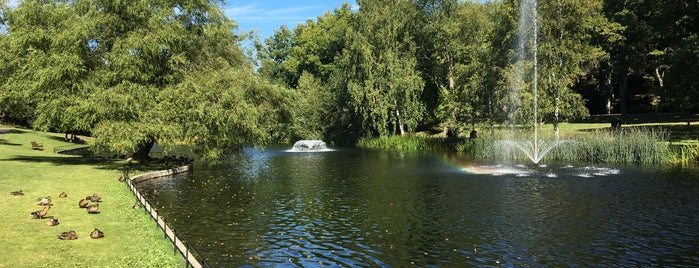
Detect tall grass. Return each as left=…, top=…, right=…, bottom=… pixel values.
left=356, top=135, right=464, bottom=151
left=470, top=127, right=672, bottom=164
left=668, top=142, right=699, bottom=165
left=358, top=127, right=679, bottom=165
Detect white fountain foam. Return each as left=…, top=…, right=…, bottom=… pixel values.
left=287, top=140, right=334, bottom=152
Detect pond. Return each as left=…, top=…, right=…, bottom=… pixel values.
left=136, top=146, right=699, bottom=267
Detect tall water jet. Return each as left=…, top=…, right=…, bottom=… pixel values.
left=504, top=0, right=565, bottom=164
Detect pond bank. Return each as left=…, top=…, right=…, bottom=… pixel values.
left=126, top=164, right=204, bottom=268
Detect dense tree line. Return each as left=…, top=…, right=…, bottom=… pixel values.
left=257, top=0, right=698, bottom=139
left=1, top=0, right=697, bottom=159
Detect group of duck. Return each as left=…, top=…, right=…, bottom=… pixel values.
left=11, top=189, right=105, bottom=240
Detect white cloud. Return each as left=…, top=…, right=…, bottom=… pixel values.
left=224, top=3, right=320, bottom=23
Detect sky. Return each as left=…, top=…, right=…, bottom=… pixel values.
left=222, top=0, right=357, bottom=40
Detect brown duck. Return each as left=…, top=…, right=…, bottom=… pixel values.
left=46, top=218, right=59, bottom=226
left=58, top=230, right=77, bottom=240
left=36, top=196, right=52, bottom=206
left=88, top=193, right=102, bottom=202
left=31, top=205, right=50, bottom=219
left=10, top=190, right=24, bottom=196
left=90, top=228, right=104, bottom=239
left=86, top=203, right=100, bottom=214
left=132, top=202, right=140, bottom=209
left=78, top=198, right=90, bottom=208
left=118, top=176, right=126, bottom=182
left=59, top=192, right=68, bottom=198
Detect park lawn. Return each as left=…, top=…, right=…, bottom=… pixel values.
left=0, top=128, right=183, bottom=267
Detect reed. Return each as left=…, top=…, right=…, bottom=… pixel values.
left=356, top=135, right=464, bottom=151
left=668, top=143, right=699, bottom=165
left=470, top=127, right=673, bottom=164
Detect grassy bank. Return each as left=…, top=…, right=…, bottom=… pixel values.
left=0, top=128, right=183, bottom=267
left=359, top=122, right=699, bottom=164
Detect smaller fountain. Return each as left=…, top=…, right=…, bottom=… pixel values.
left=288, top=140, right=333, bottom=152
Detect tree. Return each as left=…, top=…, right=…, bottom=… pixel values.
left=432, top=1, right=498, bottom=132
left=289, top=71, right=334, bottom=140
left=537, top=0, right=611, bottom=138
left=1, top=0, right=291, bottom=160
left=337, top=0, right=425, bottom=136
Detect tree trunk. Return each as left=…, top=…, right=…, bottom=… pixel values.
left=619, top=68, right=628, bottom=115
left=132, top=138, right=155, bottom=161
left=655, top=65, right=668, bottom=88
left=395, top=108, right=405, bottom=136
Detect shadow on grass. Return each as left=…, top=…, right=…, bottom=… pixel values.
left=1, top=155, right=189, bottom=175
left=0, top=129, right=27, bottom=134
left=0, top=139, right=23, bottom=146
left=1, top=155, right=125, bottom=169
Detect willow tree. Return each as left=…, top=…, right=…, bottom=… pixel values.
left=338, top=0, right=424, bottom=136
left=1, top=0, right=290, bottom=160
left=0, top=0, right=94, bottom=131
left=83, top=0, right=290, bottom=160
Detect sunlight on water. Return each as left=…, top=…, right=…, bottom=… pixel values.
left=463, top=164, right=621, bottom=179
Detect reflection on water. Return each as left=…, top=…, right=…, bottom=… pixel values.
left=137, top=147, right=699, bottom=267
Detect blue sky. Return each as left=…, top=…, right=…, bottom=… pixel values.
left=222, top=0, right=357, bottom=40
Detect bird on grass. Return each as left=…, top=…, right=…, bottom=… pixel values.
left=36, top=196, right=52, bottom=206
left=10, top=190, right=24, bottom=196
left=86, top=203, right=100, bottom=214
left=90, top=228, right=104, bottom=239
left=88, top=193, right=101, bottom=202
left=78, top=198, right=89, bottom=208
left=46, top=218, right=59, bottom=226
left=31, top=205, right=50, bottom=219
left=58, top=230, right=77, bottom=240
left=59, top=192, right=68, bottom=198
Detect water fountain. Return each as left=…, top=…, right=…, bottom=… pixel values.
left=502, top=0, right=566, bottom=164
left=287, top=140, right=333, bottom=152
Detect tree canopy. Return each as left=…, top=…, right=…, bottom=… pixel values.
left=0, top=0, right=290, bottom=160
left=1, top=0, right=696, bottom=158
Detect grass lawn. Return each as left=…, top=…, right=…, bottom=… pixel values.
left=0, top=127, right=184, bottom=267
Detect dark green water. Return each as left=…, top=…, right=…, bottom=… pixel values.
left=137, top=147, right=699, bottom=267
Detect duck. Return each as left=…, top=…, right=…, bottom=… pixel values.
left=90, top=228, right=104, bottom=239
left=88, top=193, right=102, bottom=202
left=36, top=196, right=52, bottom=206
left=86, top=203, right=100, bottom=214
left=58, top=230, right=78, bottom=240
left=118, top=176, right=126, bottom=182
left=59, top=192, right=68, bottom=198
left=78, top=198, right=90, bottom=208
left=132, top=202, right=140, bottom=209
left=10, top=190, right=24, bottom=196
left=31, top=205, right=50, bottom=219
left=46, top=218, right=59, bottom=226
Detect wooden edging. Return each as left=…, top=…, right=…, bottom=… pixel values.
left=125, top=164, right=204, bottom=268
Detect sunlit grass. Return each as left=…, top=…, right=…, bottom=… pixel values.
left=0, top=127, right=183, bottom=267
left=360, top=121, right=698, bottom=164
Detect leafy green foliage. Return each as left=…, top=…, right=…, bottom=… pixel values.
left=1, top=0, right=288, bottom=160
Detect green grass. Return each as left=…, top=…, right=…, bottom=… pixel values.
left=362, top=120, right=699, bottom=164
left=0, top=128, right=184, bottom=267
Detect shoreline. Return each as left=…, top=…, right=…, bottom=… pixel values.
left=126, top=164, right=204, bottom=268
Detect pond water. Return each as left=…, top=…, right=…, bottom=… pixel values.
left=136, top=146, right=699, bottom=267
